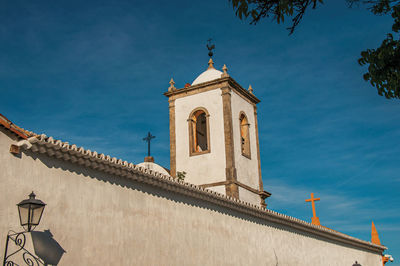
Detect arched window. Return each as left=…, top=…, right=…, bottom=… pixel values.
left=239, top=112, right=251, bottom=158
left=188, top=108, right=210, bottom=155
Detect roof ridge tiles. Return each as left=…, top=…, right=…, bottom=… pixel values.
left=0, top=114, right=37, bottom=139
left=11, top=132, right=387, bottom=253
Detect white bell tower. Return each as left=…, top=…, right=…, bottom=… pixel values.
left=164, top=58, right=270, bottom=207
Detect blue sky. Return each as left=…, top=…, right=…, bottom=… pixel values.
left=1, top=0, right=399, bottom=262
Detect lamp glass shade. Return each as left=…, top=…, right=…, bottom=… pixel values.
left=17, top=192, right=46, bottom=231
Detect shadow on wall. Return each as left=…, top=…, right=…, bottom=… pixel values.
left=31, top=230, right=66, bottom=265
left=26, top=150, right=377, bottom=259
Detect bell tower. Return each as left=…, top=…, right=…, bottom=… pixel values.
left=164, top=57, right=270, bottom=207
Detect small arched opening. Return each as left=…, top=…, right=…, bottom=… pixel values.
left=239, top=112, right=251, bottom=158
left=188, top=108, right=210, bottom=155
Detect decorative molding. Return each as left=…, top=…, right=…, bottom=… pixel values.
left=169, top=99, right=176, bottom=177
left=164, top=77, right=260, bottom=105
left=248, top=85, right=254, bottom=94
left=200, top=180, right=269, bottom=197
left=168, top=78, right=176, bottom=92
left=207, top=58, right=215, bottom=70
left=253, top=106, right=264, bottom=205
left=15, top=134, right=386, bottom=254
left=199, top=180, right=229, bottom=188
left=234, top=180, right=260, bottom=195
left=221, top=64, right=229, bottom=78
left=221, top=87, right=239, bottom=199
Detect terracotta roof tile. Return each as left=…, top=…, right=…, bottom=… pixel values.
left=0, top=113, right=36, bottom=139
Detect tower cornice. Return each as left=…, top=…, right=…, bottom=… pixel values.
left=164, top=77, right=261, bottom=105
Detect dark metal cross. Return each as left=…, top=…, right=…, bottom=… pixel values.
left=143, top=132, right=155, bottom=157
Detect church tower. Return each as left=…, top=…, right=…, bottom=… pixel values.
left=164, top=58, right=270, bottom=207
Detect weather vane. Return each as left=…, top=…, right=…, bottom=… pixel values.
left=206, top=39, right=215, bottom=58
left=143, top=132, right=155, bottom=157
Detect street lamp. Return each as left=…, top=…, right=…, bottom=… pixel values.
left=17, top=191, right=46, bottom=232
left=3, top=192, right=47, bottom=265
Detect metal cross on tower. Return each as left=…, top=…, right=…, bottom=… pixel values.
left=143, top=132, right=155, bottom=157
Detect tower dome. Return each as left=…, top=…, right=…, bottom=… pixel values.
left=192, top=68, right=223, bottom=85
left=192, top=58, right=222, bottom=85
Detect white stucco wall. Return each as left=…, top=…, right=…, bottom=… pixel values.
left=208, top=184, right=226, bottom=195
left=0, top=129, right=383, bottom=265
left=175, top=89, right=226, bottom=186
left=238, top=186, right=260, bottom=206
left=230, top=91, right=260, bottom=192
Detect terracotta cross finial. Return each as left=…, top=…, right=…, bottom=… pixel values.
left=168, top=78, right=176, bottom=92
left=305, top=193, right=321, bottom=225
left=248, top=85, right=254, bottom=94
left=371, top=221, right=381, bottom=245
left=221, top=64, right=229, bottom=77
left=207, top=58, right=215, bottom=70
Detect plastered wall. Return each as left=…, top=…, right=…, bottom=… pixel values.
left=0, top=129, right=382, bottom=266
left=175, top=89, right=226, bottom=186
left=231, top=91, right=261, bottom=204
